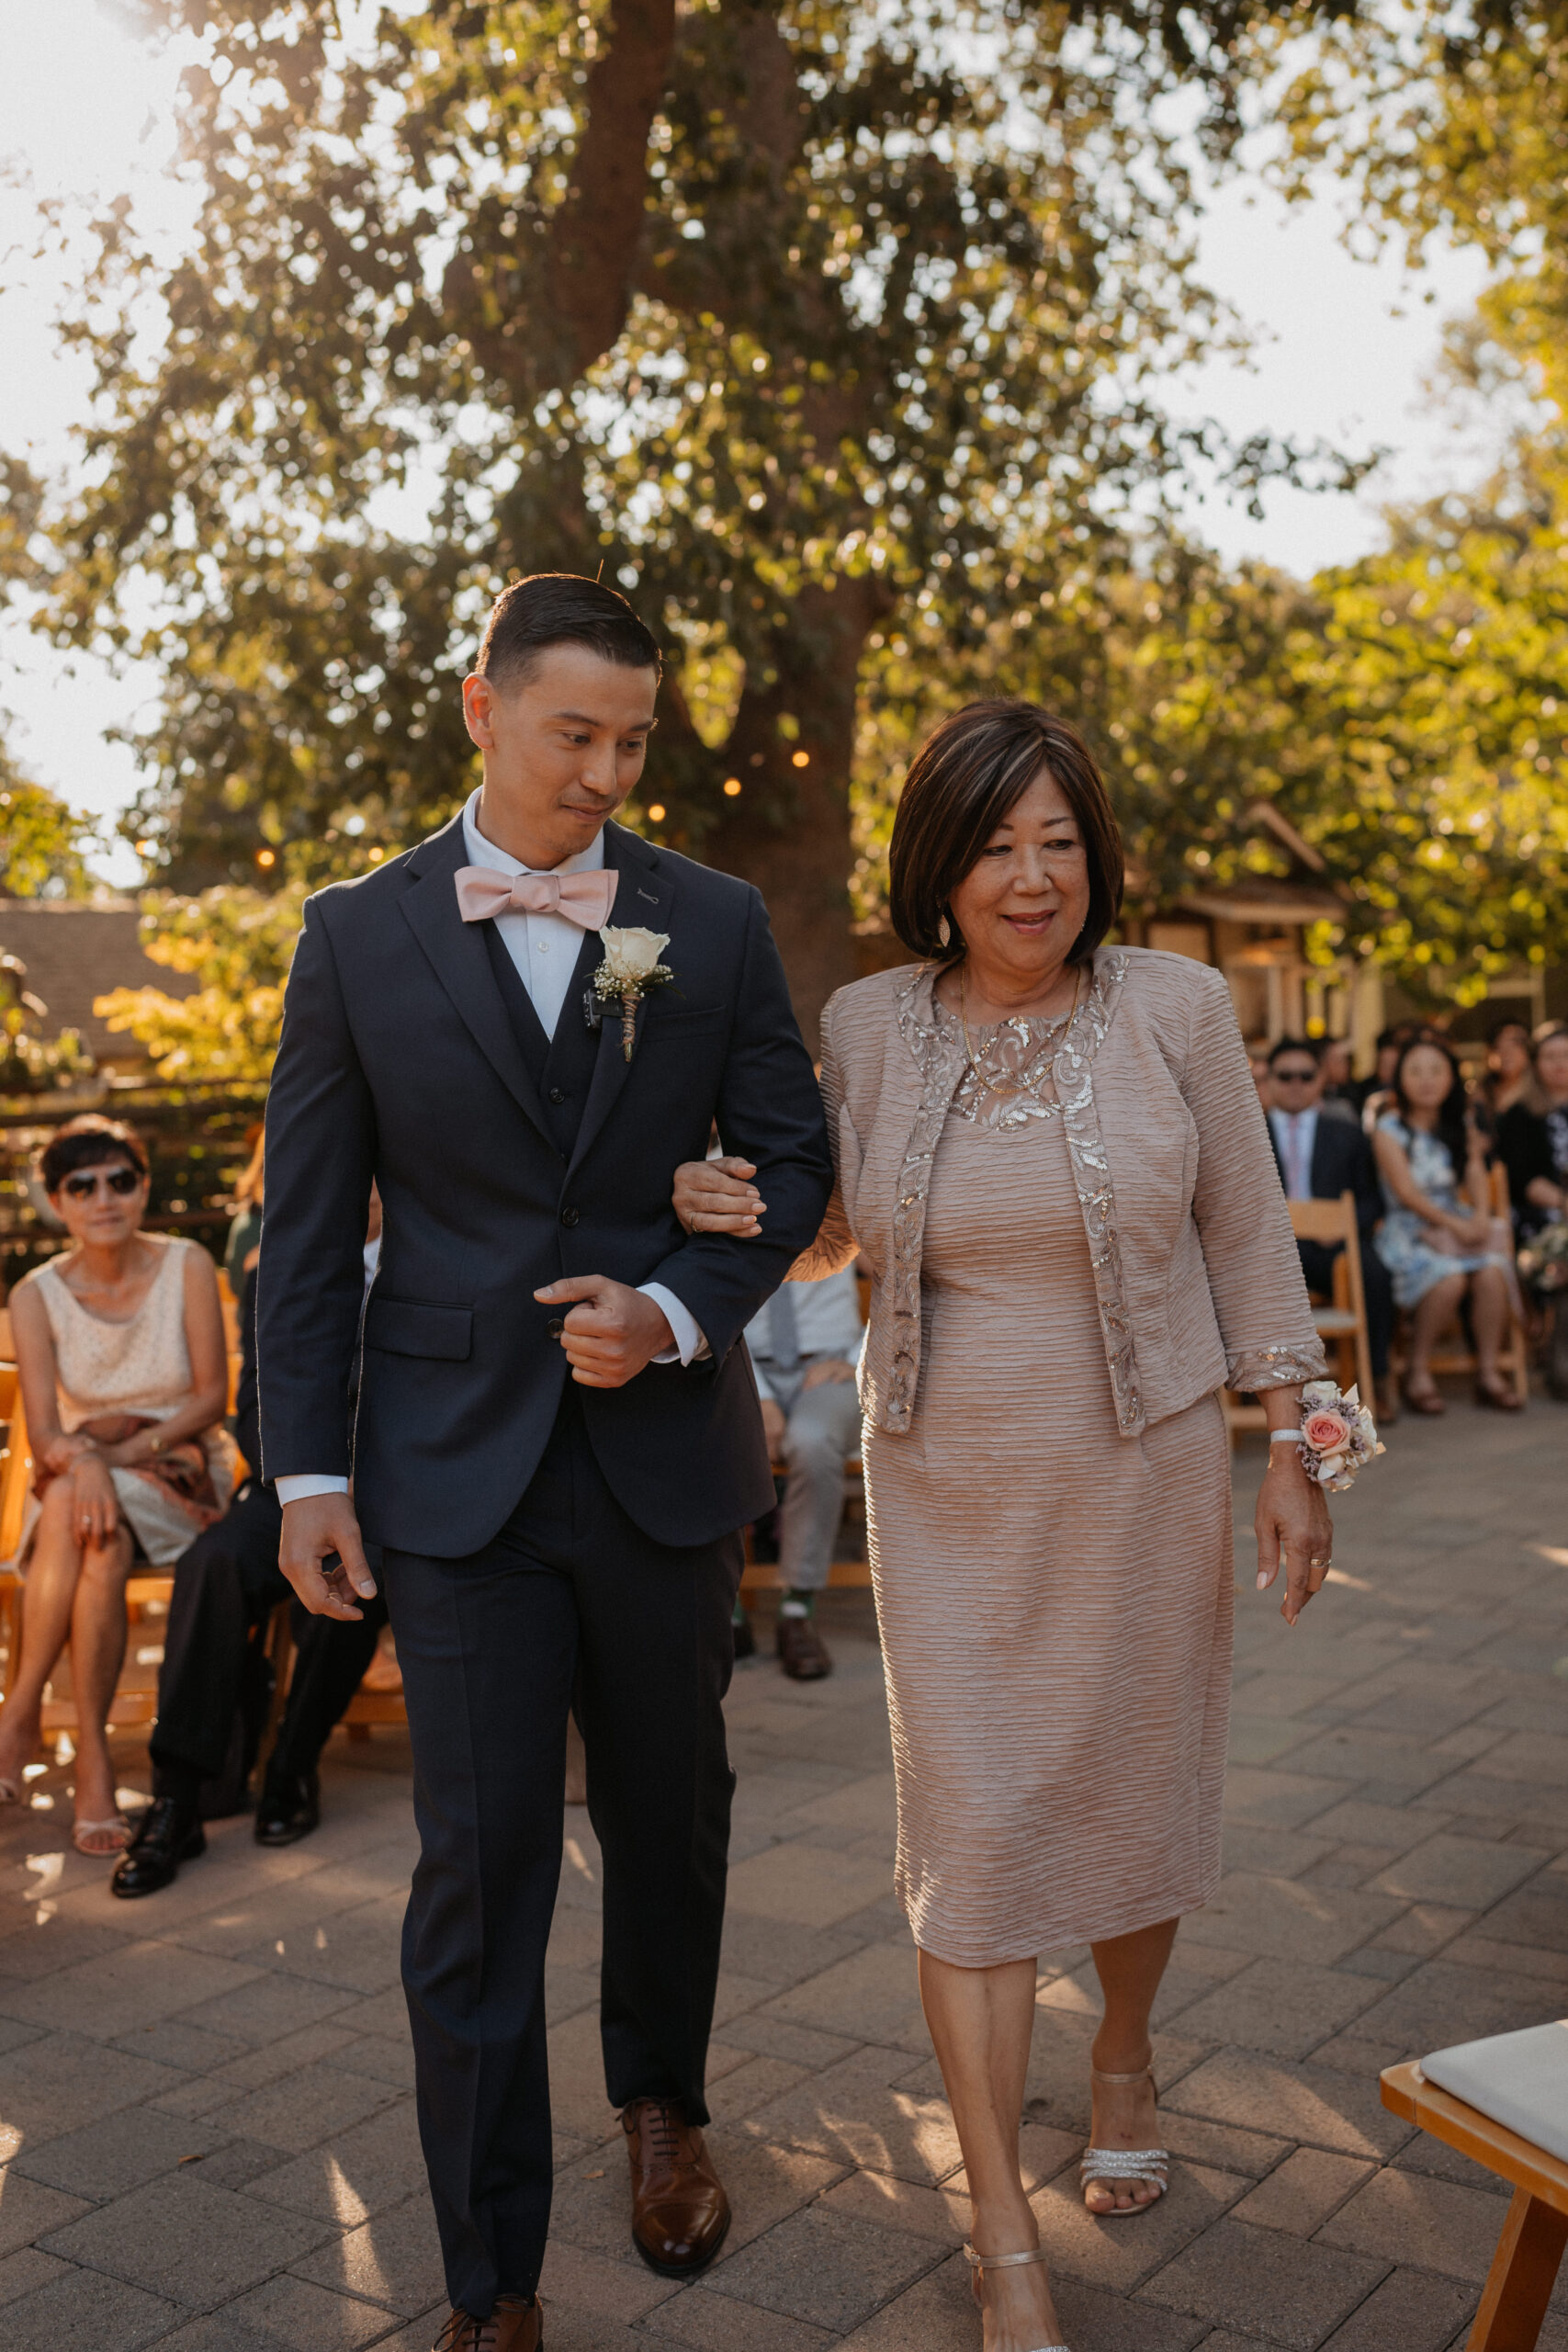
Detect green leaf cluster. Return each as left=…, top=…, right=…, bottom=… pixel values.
left=95, top=882, right=308, bottom=1080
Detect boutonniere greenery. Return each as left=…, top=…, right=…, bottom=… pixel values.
left=593, top=927, right=673, bottom=1060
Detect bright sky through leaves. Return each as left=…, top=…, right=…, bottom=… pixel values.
left=0, top=0, right=1506, bottom=870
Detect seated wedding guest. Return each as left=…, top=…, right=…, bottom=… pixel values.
left=1477, top=1018, right=1534, bottom=1139
left=1358, top=1023, right=1417, bottom=1128
left=1266, top=1039, right=1396, bottom=1416
left=1316, top=1038, right=1360, bottom=1124
left=3, top=1116, right=233, bottom=1854
left=223, top=1126, right=265, bottom=1293
left=1495, top=1026, right=1568, bottom=1240
left=112, top=1195, right=389, bottom=1896
left=733, top=1261, right=863, bottom=1680
left=1496, top=1026, right=1568, bottom=1402
left=1374, top=1035, right=1521, bottom=1413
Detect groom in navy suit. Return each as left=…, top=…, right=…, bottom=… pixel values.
left=256, top=575, right=832, bottom=2351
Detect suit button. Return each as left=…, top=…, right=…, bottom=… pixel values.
left=560, top=1205, right=580, bottom=1227
left=547, top=1317, right=565, bottom=1338
left=548, top=1086, right=566, bottom=1105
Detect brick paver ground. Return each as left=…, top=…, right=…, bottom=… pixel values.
left=0, top=1400, right=1564, bottom=2349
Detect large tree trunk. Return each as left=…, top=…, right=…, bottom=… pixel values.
left=705, top=581, right=883, bottom=1048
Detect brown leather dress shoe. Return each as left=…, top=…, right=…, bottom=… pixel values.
left=777, top=1611, right=831, bottom=1680
left=623, top=2097, right=731, bottom=2275
left=432, top=2294, right=542, bottom=2349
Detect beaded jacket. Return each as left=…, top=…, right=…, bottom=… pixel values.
left=793, top=944, right=1326, bottom=1438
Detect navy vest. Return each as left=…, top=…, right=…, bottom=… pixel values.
left=479, top=918, right=602, bottom=1162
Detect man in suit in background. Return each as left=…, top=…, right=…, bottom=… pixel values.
left=258, top=574, right=832, bottom=2352
left=1266, top=1037, right=1396, bottom=1419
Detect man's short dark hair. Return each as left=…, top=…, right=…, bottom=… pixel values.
left=887, top=700, right=1123, bottom=966
left=1268, top=1037, right=1322, bottom=1070
left=40, top=1114, right=148, bottom=1193
left=475, top=573, right=661, bottom=693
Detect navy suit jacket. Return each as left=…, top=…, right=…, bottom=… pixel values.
left=1267, top=1109, right=1382, bottom=1242
left=255, top=813, right=833, bottom=1555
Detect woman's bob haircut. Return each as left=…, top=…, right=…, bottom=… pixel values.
left=887, top=700, right=1123, bottom=965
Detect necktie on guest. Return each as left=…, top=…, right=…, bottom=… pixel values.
left=455, top=865, right=619, bottom=929
left=768, top=1284, right=802, bottom=1374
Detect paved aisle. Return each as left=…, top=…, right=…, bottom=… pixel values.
left=0, top=1404, right=1563, bottom=2348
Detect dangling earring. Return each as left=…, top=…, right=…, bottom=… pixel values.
left=937, top=912, right=952, bottom=950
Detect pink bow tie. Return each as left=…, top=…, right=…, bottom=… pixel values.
left=455, top=865, right=619, bottom=929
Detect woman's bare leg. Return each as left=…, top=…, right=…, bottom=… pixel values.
left=67, top=1528, right=133, bottom=1841
left=0, top=1482, right=89, bottom=1787
left=1468, top=1265, right=1511, bottom=1386
left=1405, top=1272, right=1466, bottom=1395
left=917, top=1950, right=1065, bottom=2351
left=1084, top=1917, right=1179, bottom=2214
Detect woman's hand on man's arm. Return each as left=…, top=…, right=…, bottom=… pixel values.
left=672, top=1157, right=767, bottom=1237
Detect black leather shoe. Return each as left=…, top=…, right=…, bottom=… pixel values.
left=111, top=1799, right=205, bottom=1898
left=254, top=1770, right=321, bottom=1846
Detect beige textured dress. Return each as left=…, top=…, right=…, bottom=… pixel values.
left=867, top=1003, right=1231, bottom=1963
left=798, top=948, right=1325, bottom=1969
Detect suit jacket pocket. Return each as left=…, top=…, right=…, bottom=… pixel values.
left=644, top=1002, right=729, bottom=1040
left=364, top=1296, right=474, bottom=1361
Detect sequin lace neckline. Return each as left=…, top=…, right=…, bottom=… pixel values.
left=933, top=996, right=1075, bottom=1130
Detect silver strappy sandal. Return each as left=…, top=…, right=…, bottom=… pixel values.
left=1078, top=2064, right=1170, bottom=2216
left=961, top=2242, right=1072, bottom=2351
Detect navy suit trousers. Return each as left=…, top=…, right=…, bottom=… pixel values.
left=381, top=1387, right=741, bottom=2313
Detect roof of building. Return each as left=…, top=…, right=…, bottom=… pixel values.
left=0, top=899, right=197, bottom=1061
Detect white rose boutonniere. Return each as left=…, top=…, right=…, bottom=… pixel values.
left=593, top=927, right=674, bottom=1060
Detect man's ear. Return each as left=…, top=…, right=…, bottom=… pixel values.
left=461, top=673, right=497, bottom=750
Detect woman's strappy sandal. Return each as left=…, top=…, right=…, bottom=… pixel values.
left=962, top=2242, right=1072, bottom=2351
left=1079, top=2064, right=1170, bottom=2217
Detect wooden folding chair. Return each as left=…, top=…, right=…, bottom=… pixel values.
left=1382, top=2060, right=1568, bottom=2348
left=0, top=1387, right=178, bottom=1731
left=1224, top=1192, right=1375, bottom=1444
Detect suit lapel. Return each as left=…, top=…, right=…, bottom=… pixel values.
left=398, top=815, right=554, bottom=1150
left=565, top=824, right=676, bottom=1180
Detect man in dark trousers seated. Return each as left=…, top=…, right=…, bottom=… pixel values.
left=1265, top=1037, right=1397, bottom=1419
left=112, top=1248, right=389, bottom=1896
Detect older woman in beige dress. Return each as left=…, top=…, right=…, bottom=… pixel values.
left=676, top=703, right=1332, bottom=2352
left=5, top=1117, right=231, bottom=1853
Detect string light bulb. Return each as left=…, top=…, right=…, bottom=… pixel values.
left=723, top=777, right=742, bottom=797
left=647, top=802, right=666, bottom=821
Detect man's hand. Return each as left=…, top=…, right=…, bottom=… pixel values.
left=535, top=1276, right=674, bottom=1388
left=801, top=1358, right=855, bottom=1391
left=279, top=1492, right=378, bottom=1620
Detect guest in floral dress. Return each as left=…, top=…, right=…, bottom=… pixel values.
left=3, top=1117, right=233, bottom=1851
left=1373, top=1037, right=1520, bottom=1414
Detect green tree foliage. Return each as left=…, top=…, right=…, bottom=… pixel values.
left=0, top=738, right=96, bottom=899
left=96, top=883, right=308, bottom=1080
left=853, top=477, right=1568, bottom=1007
left=35, top=0, right=1346, bottom=1033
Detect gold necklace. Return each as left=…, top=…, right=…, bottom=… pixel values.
left=958, top=960, right=1083, bottom=1078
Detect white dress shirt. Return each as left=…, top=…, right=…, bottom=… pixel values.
left=275, top=792, right=702, bottom=1507
left=1269, top=1106, right=1320, bottom=1203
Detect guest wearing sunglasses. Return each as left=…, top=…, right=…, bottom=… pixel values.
left=3, top=1116, right=234, bottom=1852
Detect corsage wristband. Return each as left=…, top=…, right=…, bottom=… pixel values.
left=1287, top=1381, right=1386, bottom=1494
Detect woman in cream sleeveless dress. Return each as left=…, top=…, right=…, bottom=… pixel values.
left=677, top=705, right=1331, bottom=2352
left=6, top=1118, right=231, bottom=1853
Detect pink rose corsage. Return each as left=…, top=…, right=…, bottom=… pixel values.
left=1292, top=1380, right=1384, bottom=1493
